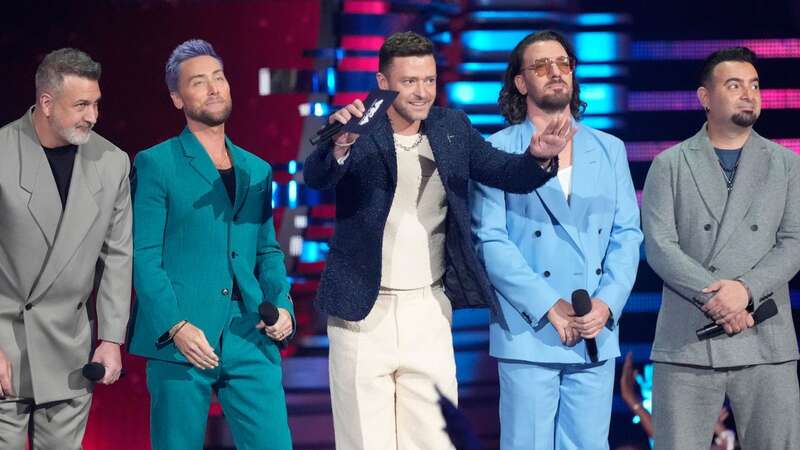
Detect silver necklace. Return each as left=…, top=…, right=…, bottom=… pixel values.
left=718, top=157, right=740, bottom=192
left=394, top=134, right=423, bottom=151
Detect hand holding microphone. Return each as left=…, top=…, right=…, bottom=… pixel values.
left=696, top=298, right=777, bottom=340
left=256, top=302, right=292, bottom=349
left=571, top=289, right=603, bottom=363
left=313, top=98, right=364, bottom=151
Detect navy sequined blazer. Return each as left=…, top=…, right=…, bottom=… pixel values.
left=303, top=107, right=555, bottom=321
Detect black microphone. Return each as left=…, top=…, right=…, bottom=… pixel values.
left=571, top=289, right=598, bottom=363
left=696, top=298, right=778, bottom=340
left=309, top=121, right=345, bottom=146
left=259, top=302, right=289, bottom=349
left=82, top=362, right=126, bottom=382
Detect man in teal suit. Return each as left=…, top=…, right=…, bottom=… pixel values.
left=471, top=31, right=642, bottom=450
left=128, top=39, right=294, bottom=450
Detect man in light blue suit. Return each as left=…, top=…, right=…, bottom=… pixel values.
left=471, top=30, right=643, bottom=450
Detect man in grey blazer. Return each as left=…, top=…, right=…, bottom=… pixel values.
left=642, top=47, right=800, bottom=449
left=0, top=48, right=132, bottom=449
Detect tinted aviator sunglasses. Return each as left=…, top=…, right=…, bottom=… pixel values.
left=522, top=56, right=574, bottom=77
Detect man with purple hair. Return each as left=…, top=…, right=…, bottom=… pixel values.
left=128, top=39, right=294, bottom=450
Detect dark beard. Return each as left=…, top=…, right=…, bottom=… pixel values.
left=533, top=86, right=571, bottom=114
left=731, top=111, right=758, bottom=128
left=185, top=102, right=232, bottom=127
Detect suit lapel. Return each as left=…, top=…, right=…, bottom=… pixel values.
left=18, top=111, right=62, bottom=247
left=180, top=127, right=220, bottom=187
left=369, top=116, right=397, bottom=185
left=568, top=125, right=600, bottom=241
left=425, top=117, right=451, bottom=184
left=29, top=140, right=101, bottom=301
left=710, top=131, right=769, bottom=258
left=519, top=119, right=581, bottom=248
left=684, top=126, right=728, bottom=223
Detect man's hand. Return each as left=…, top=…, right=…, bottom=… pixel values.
left=701, top=279, right=750, bottom=322
left=173, top=323, right=219, bottom=370
left=0, top=349, right=12, bottom=398
left=257, top=307, right=293, bottom=341
left=547, top=299, right=578, bottom=346
left=91, top=341, right=123, bottom=385
left=328, top=99, right=364, bottom=159
left=528, top=113, right=577, bottom=160
left=572, top=298, right=611, bottom=339
left=719, top=310, right=755, bottom=335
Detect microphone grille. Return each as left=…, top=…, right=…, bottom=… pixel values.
left=571, top=289, right=592, bottom=316
left=258, top=302, right=280, bottom=326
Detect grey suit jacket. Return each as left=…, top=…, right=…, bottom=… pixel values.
left=0, top=108, right=132, bottom=403
left=642, top=125, right=800, bottom=368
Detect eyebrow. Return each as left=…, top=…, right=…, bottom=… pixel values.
left=187, top=70, right=224, bottom=82
left=724, top=77, right=759, bottom=84
left=73, top=97, right=101, bottom=105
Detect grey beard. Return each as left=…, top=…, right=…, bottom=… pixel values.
left=731, top=111, right=758, bottom=128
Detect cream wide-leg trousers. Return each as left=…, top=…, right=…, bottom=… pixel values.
left=327, top=281, right=458, bottom=450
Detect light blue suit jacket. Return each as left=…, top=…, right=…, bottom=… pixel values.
left=470, top=120, right=642, bottom=364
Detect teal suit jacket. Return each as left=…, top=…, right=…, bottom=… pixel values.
left=128, top=128, right=293, bottom=362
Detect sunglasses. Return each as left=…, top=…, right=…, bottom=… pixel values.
left=522, top=56, right=574, bottom=77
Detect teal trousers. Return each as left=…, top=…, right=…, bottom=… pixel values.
left=146, top=301, right=291, bottom=450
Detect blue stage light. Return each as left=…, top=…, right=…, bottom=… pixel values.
left=288, top=180, right=298, bottom=208
left=574, top=32, right=627, bottom=62
left=288, top=160, right=297, bottom=175
left=272, top=181, right=279, bottom=208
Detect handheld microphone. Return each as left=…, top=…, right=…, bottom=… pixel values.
left=259, top=302, right=289, bottom=349
left=696, top=298, right=778, bottom=340
left=309, top=121, right=344, bottom=146
left=82, top=362, right=126, bottom=382
left=571, top=289, right=598, bottom=363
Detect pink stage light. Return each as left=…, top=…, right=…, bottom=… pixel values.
left=633, top=39, right=800, bottom=59
left=341, top=35, right=385, bottom=51
left=629, top=89, right=800, bottom=111
left=343, top=0, right=389, bottom=14
left=626, top=139, right=800, bottom=161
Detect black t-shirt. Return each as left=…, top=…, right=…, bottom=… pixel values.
left=218, top=167, right=241, bottom=300
left=219, top=167, right=236, bottom=205
left=714, top=147, right=742, bottom=183
left=43, top=144, right=78, bottom=208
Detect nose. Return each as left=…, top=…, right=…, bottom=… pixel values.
left=85, top=103, right=99, bottom=124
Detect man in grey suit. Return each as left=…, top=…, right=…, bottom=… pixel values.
left=0, top=48, right=132, bottom=449
left=642, top=47, right=800, bottom=449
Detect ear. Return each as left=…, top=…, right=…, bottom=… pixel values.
left=696, top=86, right=709, bottom=112
left=38, top=92, right=54, bottom=117
left=514, top=74, right=528, bottom=96
left=170, top=91, right=184, bottom=110
left=376, top=72, right=388, bottom=90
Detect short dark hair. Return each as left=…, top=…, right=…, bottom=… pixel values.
left=499, top=30, right=586, bottom=124
left=378, top=31, right=434, bottom=73
left=35, top=48, right=101, bottom=96
left=699, top=47, right=758, bottom=86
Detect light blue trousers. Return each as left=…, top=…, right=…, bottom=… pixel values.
left=498, top=358, right=615, bottom=450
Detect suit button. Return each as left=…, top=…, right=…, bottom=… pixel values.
left=598, top=228, right=602, bottom=234
left=596, top=268, right=602, bottom=275
left=25, top=303, right=33, bottom=310
left=233, top=214, right=239, bottom=221
left=709, top=266, right=717, bottom=273
left=534, top=230, right=542, bottom=237
left=77, top=302, right=83, bottom=310
left=543, top=271, right=551, bottom=277
left=231, top=251, right=238, bottom=259
left=704, top=224, right=711, bottom=231
left=751, top=224, right=758, bottom=231
left=221, top=288, right=230, bottom=296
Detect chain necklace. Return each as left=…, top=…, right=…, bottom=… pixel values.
left=718, top=157, right=740, bottom=192
left=394, top=133, right=424, bottom=152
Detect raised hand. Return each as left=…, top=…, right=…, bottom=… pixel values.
left=528, top=113, right=577, bottom=160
